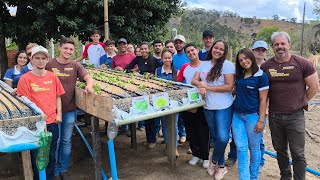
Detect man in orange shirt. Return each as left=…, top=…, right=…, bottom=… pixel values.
left=18, top=46, right=65, bottom=180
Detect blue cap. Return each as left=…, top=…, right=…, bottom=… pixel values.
left=252, top=40, right=268, bottom=50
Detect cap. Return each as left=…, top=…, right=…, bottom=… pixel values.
left=105, top=39, right=115, bottom=46
left=202, top=30, right=214, bottom=38
left=252, top=40, right=268, bottom=50
left=31, top=46, right=49, bottom=58
left=174, top=35, right=186, bottom=43
left=118, top=38, right=127, bottom=44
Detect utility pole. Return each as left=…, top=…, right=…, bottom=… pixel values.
left=104, top=0, right=109, bottom=40
left=300, top=2, right=306, bottom=56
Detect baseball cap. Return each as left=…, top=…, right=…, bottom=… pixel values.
left=174, top=35, right=186, bottom=43
left=202, top=30, right=214, bottom=38
left=31, top=46, right=49, bottom=58
left=118, top=38, right=127, bottom=44
left=252, top=40, right=268, bottom=50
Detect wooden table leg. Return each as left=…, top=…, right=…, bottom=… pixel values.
left=21, top=151, right=33, bottom=180
left=130, top=123, right=137, bottom=150
left=167, top=113, right=176, bottom=169
left=91, top=116, right=102, bottom=180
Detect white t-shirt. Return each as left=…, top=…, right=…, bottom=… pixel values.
left=83, top=42, right=106, bottom=68
left=197, top=60, right=235, bottom=110
left=177, top=62, right=202, bottom=84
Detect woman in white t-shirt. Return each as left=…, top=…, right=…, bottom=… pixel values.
left=192, top=40, right=235, bottom=180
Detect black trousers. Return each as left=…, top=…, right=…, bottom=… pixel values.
left=182, top=108, right=209, bottom=160
left=269, top=110, right=306, bottom=180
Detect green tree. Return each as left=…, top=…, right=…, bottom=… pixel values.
left=0, top=0, right=182, bottom=76
left=313, top=0, right=320, bottom=37
left=256, top=26, right=280, bottom=45
left=243, top=18, right=254, bottom=26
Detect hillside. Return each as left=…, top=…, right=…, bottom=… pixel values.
left=216, top=17, right=303, bottom=35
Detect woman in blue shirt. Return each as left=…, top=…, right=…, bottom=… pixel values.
left=232, top=48, right=269, bottom=180
left=4, top=50, right=28, bottom=88
left=155, top=50, right=179, bottom=157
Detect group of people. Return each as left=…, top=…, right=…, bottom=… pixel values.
left=3, top=28, right=319, bottom=180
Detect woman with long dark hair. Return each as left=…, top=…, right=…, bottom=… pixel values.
left=3, top=50, right=29, bottom=88
left=192, top=40, right=235, bottom=180
left=232, top=48, right=268, bottom=180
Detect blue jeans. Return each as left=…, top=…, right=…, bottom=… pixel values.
left=55, top=111, right=76, bottom=176
left=138, top=121, right=145, bottom=128
left=31, top=123, right=59, bottom=180
left=145, top=118, right=161, bottom=143
left=229, top=118, right=266, bottom=166
left=203, top=106, right=232, bottom=166
left=160, top=114, right=178, bottom=145
left=178, top=113, right=186, bottom=138
left=232, top=112, right=262, bottom=180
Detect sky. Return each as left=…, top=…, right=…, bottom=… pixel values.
left=184, top=0, right=318, bottom=22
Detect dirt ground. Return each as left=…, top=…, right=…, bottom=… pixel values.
left=66, top=93, right=320, bottom=180
left=1, top=94, right=319, bottom=180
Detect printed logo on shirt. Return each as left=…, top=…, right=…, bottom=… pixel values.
left=43, top=80, right=53, bottom=85
left=201, top=72, right=208, bottom=77
left=64, top=68, right=74, bottom=71
left=246, top=86, right=254, bottom=89
left=282, top=66, right=294, bottom=70
left=30, top=83, right=50, bottom=92
left=51, top=68, right=70, bottom=77
left=268, top=68, right=289, bottom=77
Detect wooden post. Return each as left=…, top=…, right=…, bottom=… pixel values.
left=104, top=0, right=109, bottom=40
left=21, top=151, right=33, bottom=180
left=91, top=116, right=102, bottom=180
left=167, top=113, right=176, bottom=169
left=130, top=123, right=137, bottom=150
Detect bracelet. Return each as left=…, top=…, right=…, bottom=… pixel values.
left=258, top=121, right=264, bottom=123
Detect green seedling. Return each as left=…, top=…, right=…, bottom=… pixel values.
left=138, top=84, right=146, bottom=89
left=93, top=84, right=102, bottom=95
left=76, top=82, right=86, bottom=89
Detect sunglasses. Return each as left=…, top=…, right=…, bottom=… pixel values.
left=27, top=53, right=32, bottom=56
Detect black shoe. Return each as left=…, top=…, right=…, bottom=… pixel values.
left=59, top=172, right=71, bottom=180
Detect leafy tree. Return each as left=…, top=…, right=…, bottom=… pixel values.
left=256, top=26, right=280, bottom=45
left=290, top=17, right=297, bottom=23
left=313, top=0, right=320, bottom=37
left=0, top=0, right=182, bottom=76
left=272, top=14, right=279, bottom=20
left=243, top=18, right=254, bottom=26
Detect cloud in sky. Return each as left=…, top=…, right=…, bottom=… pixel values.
left=184, top=0, right=318, bottom=21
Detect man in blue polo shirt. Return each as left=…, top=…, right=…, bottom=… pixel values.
left=198, top=30, right=215, bottom=60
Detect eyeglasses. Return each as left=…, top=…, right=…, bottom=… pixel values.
left=27, top=53, right=32, bottom=56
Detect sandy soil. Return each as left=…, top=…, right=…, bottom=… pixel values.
left=68, top=94, right=320, bottom=180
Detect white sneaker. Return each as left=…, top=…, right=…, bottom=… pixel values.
left=189, top=156, right=200, bottom=166
left=203, top=160, right=209, bottom=168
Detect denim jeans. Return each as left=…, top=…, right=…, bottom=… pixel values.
left=55, top=110, right=76, bottom=176
left=232, top=112, right=262, bottom=180
left=269, top=110, right=306, bottom=180
left=31, top=123, right=59, bottom=180
left=138, top=121, right=145, bottom=128
left=229, top=118, right=266, bottom=166
left=203, top=106, right=232, bottom=166
left=160, top=114, right=178, bottom=146
left=178, top=113, right=186, bottom=138
left=145, top=118, right=161, bottom=143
